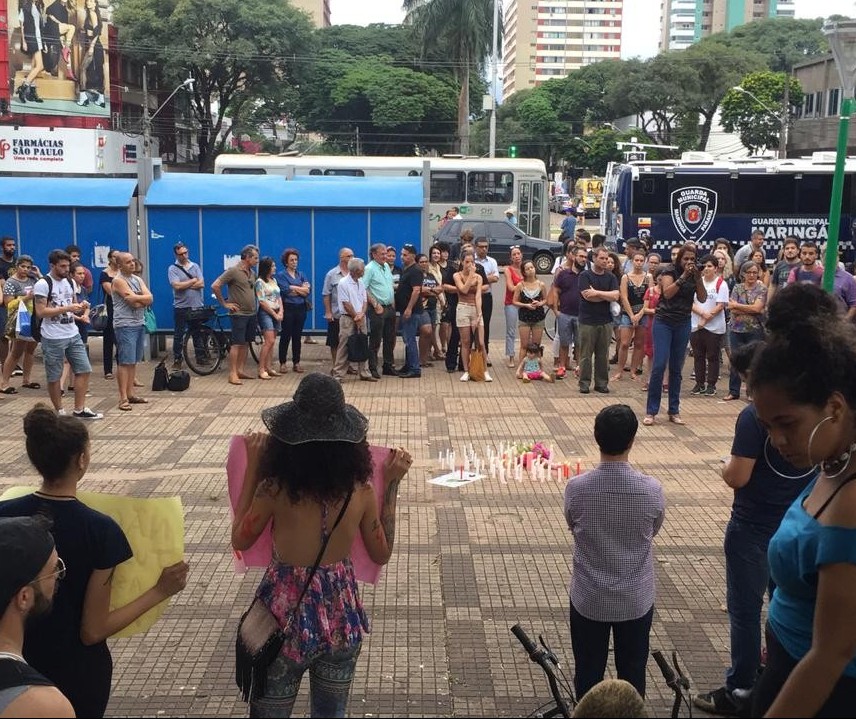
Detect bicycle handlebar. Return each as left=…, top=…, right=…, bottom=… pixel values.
left=511, top=624, right=572, bottom=719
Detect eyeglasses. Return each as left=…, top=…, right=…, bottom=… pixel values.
left=31, top=557, right=66, bottom=584
left=509, top=245, right=521, bottom=250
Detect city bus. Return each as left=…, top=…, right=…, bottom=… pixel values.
left=214, top=154, right=551, bottom=240
left=601, top=152, right=856, bottom=261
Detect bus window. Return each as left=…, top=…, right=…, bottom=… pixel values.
left=797, top=174, right=853, bottom=214
left=517, top=181, right=531, bottom=235
left=632, top=176, right=668, bottom=214
left=467, top=171, right=514, bottom=204
left=430, top=171, right=465, bottom=203
left=221, top=168, right=267, bottom=174
left=530, top=181, right=543, bottom=238
left=324, top=169, right=365, bottom=176
left=732, top=175, right=794, bottom=214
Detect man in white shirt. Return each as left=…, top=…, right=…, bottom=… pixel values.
left=33, top=249, right=102, bottom=419
left=689, top=254, right=730, bottom=396
left=733, top=231, right=764, bottom=272
left=332, top=258, right=377, bottom=383
left=322, top=247, right=355, bottom=366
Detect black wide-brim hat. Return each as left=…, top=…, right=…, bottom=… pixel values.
left=262, top=372, right=368, bottom=445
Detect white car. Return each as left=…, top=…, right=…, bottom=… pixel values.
left=550, top=193, right=571, bottom=213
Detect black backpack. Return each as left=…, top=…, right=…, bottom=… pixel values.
left=167, top=369, right=191, bottom=391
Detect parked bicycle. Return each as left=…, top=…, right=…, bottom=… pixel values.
left=182, top=306, right=263, bottom=376
left=652, top=649, right=694, bottom=718
left=511, top=624, right=575, bottom=718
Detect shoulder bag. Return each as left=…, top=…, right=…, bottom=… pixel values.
left=235, top=489, right=353, bottom=702
left=347, top=328, right=369, bottom=363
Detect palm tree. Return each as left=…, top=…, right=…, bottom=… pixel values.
left=403, top=0, right=499, bottom=155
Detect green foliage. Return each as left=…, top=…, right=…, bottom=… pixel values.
left=717, top=17, right=828, bottom=72
left=720, top=71, right=804, bottom=154
left=114, top=0, right=315, bottom=169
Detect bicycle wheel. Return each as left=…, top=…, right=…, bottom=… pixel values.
left=544, top=309, right=557, bottom=341
left=183, top=326, right=222, bottom=376
left=248, top=326, right=263, bottom=364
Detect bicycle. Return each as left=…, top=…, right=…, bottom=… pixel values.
left=182, top=306, right=263, bottom=376
left=543, top=307, right=558, bottom=342
left=511, top=624, right=575, bottom=718
left=652, top=649, right=694, bottom=718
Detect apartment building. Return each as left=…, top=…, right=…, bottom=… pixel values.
left=292, top=0, right=331, bottom=28
left=502, top=0, right=624, bottom=100
left=659, top=0, right=795, bottom=52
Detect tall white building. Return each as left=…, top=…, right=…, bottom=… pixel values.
left=659, top=0, right=796, bottom=52
left=502, top=0, right=624, bottom=101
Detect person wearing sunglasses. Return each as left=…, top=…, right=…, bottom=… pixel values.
left=0, top=405, right=189, bottom=717
left=0, top=516, right=75, bottom=718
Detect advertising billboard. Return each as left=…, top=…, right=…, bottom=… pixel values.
left=0, top=126, right=143, bottom=174
left=7, top=0, right=111, bottom=117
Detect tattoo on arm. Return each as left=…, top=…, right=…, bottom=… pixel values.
left=381, top=480, right=401, bottom=551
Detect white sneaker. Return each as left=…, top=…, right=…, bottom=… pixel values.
left=57, top=409, right=67, bottom=416
left=484, top=372, right=493, bottom=382
left=460, top=372, right=470, bottom=382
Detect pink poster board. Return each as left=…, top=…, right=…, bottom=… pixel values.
left=226, top=435, right=388, bottom=584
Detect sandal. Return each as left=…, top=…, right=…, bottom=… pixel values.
left=293, top=364, right=305, bottom=373
left=643, top=415, right=655, bottom=426
left=611, top=373, right=623, bottom=382
left=22, top=382, right=41, bottom=389
left=267, top=368, right=281, bottom=377
left=128, top=396, right=149, bottom=404
left=668, top=414, right=686, bottom=425
left=0, top=386, right=17, bottom=394
left=104, top=373, right=114, bottom=380
left=258, top=372, right=272, bottom=380
left=722, top=394, right=739, bottom=401
left=118, top=401, right=132, bottom=411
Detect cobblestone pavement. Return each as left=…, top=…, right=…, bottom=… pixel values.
left=0, top=336, right=744, bottom=718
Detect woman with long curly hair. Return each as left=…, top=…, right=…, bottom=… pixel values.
left=232, top=373, right=410, bottom=717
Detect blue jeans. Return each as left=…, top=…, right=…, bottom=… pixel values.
left=504, top=304, right=518, bottom=358
left=250, top=644, right=361, bottom=718
left=724, top=517, right=774, bottom=692
left=646, top=318, right=691, bottom=416
left=728, top=329, right=764, bottom=398
left=400, top=312, right=422, bottom=374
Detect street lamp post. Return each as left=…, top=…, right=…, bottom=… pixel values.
left=732, top=85, right=789, bottom=158
left=822, top=19, right=856, bottom=293
left=141, top=64, right=195, bottom=160
left=488, top=0, right=499, bottom=158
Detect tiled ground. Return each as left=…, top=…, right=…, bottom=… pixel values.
left=0, top=331, right=745, bottom=717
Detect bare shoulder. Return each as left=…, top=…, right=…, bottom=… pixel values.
left=3, top=685, right=76, bottom=718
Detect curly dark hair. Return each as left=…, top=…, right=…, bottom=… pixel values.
left=750, top=283, right=855, bottom=409
left=24, top=404, right=89, bottom=482
left=257, top=438, right=374, bottom=504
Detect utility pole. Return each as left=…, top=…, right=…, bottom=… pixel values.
left=488, top=0, right=499, bottom=158
left=779, top=76, right=789, bottom=159
left=142, top=64, right=151, bottom=159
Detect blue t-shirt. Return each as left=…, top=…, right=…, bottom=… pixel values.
left=730, top=404, right=816, bottom=532
left=276, top=268, right=310, bottom=306
left=768, top=479, right=856, bottom=677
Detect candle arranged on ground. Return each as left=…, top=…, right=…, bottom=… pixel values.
left=436, top=441, right=581, bottom=482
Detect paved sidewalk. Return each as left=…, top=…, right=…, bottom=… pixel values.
left=0, top=341, right=744, bottom=717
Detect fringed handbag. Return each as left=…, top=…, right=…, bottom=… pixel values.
left=235, top=489, right=353, bottom=702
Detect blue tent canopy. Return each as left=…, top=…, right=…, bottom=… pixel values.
left=0, top=177, right=137, bottom=207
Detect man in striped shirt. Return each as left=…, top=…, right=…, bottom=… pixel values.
left=564, top=404, right=666, bottom=701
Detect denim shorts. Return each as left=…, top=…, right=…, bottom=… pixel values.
left=231, top=314, right=258, bottom=346
left=115, top=324, right=146, bottom=365
left=618, top=313, right=634, bottom=328
left=258, top=310, right=281, bottom=333
left=41, top=334, right=92, bottom=382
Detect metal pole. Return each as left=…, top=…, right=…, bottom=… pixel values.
left=779, top=78, right=789, bottom=159
left=488, top=0, right=499, bottom=158
left=142, top=64, right=151, bottom=159
left=823, top=96, right=853, bottom=292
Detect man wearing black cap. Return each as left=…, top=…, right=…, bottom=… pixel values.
left=0, top=517, right=74, bottom=717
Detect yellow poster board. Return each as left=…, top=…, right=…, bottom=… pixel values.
left=0, top=487, right=184, bottom=638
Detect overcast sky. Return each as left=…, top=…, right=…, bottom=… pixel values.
left=330, top=0, right=852, bottom=59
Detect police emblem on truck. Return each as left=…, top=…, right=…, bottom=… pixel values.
left=671, top=186, right=717, bottom=243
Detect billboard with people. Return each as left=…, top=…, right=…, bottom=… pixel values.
left=7, top=0, right=111, bottom=116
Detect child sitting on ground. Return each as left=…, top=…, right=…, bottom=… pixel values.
left=516, top=343, right=553, bottom=383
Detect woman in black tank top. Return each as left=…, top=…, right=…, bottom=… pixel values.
left=614, top=251, right=650, bottom=382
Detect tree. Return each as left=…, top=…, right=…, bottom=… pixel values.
left=403, top=0, right=499, bottom=155
left=720, top=17, right=829, bottom=72
left=114, top=0, right=315, bottom=170
left=720, top=71, right=803, bottom=155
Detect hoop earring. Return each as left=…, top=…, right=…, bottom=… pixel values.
left=764, top=437, right=817, bottom=481
left=806, top=416, right=833, bottom=468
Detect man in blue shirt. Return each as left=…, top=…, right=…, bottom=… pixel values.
left=363, top=243, right=397, bottom=378
left=167, top=243, right=205, bottom=370
left=559, top=207, right=576, bottom=242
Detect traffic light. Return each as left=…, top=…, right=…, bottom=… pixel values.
left=509, top=145, right=517, bottom=158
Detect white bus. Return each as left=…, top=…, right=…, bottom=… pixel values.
left=214, top=154, right=551, bottom=240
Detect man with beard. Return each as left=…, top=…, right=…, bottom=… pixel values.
left=0, top=517, right=74, bottom=717
left=551, top=245, right=589, bottom=377
left=767, top=237, right=800, bottom=303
